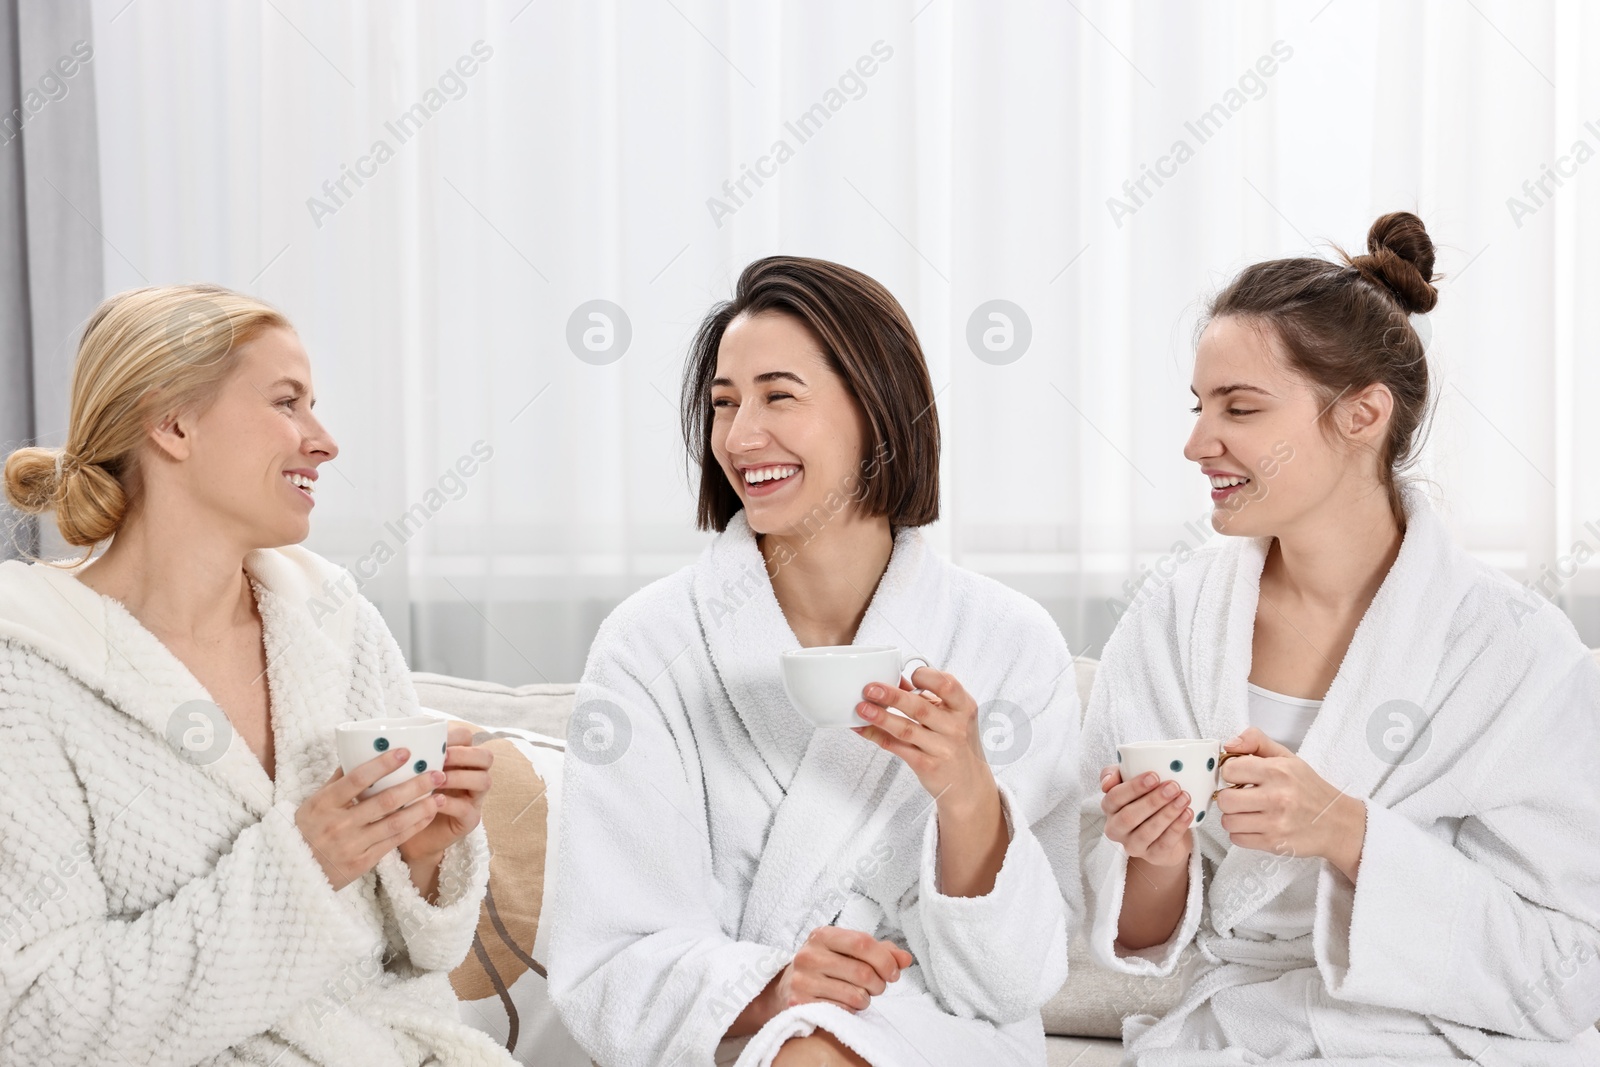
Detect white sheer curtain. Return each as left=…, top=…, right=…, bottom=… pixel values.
left=87, top=0, right=1600, bottom=682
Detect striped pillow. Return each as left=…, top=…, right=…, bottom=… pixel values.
left=416, top=710, right=589, bottom=1065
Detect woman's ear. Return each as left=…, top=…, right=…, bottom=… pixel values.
left=147, top=409, right=194, bottom=462
left=1342, top=382, right=1393, bottom=444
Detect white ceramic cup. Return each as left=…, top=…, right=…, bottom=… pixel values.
left=335, top=716, right=449, bottom=801
left=780, top=644, right=930, bottom=728
left=1115, top=738, right=1244, bottom=825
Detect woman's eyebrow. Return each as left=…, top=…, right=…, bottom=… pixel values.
left=711, top=370, right=808, bottom=388
left=261, top=377, right=316, bottom=407
left=1190, top=383, right=1275, bottom=399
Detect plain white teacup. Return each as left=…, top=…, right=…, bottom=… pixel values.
left=780, top=645, right=930, bottom=728
left=335, top=716, right=449, bottom=801
left=1115, top=738, right=1243, bottom=825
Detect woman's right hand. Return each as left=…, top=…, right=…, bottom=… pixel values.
left=1099, top=766, right=1194, bottom=868
left=774, top=927, right=913, bottom=1013
left=294, top=747, right=447, bottom=891
left=725, top=927, right=915, bottom=1038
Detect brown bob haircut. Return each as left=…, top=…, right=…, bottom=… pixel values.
left=680, top=256, right=940, bottom=533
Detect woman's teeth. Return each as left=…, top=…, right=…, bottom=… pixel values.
left=1209, top=474, right=1250, bottom=488
left=284, top=472, right=314, bottom=493
left=743, top=465, right=799, bottom=485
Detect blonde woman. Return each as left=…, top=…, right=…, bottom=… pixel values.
left=0, top=286, right=509, bottom=1067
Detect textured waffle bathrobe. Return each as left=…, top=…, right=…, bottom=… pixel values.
left=546, top=513, right=1080, bottom=1066
left=1079, top=487, right=1600, bottom=1065
left=0, top=548, right=513, bottom=1067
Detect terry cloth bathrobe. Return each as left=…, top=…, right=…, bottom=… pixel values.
left=0, top=548, right=514, bottom=1067
left=1079, top=486, right=1600, bottom=1066
left=546, top=512, right=1080, bottom=1067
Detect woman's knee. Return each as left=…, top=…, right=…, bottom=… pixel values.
left=773, top=1029, right=870, bottom=1067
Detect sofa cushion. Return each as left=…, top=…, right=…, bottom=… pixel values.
left=1071, top=655, right=1098, bottom=717
left=1046, top=1035, right=1124, bottom=1065
left=415, top=705, right=590, bottom=1065
left=413, top=672, right=576, bottom=738
left=1043, top=933, right=1193, bottom=1039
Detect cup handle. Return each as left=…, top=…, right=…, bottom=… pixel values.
left=1211, top=749, right=1246, bottom=800
left=901, top=655, right=933, bottom=696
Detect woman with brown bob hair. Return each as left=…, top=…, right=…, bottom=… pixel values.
left=1081, top=213, right=1600, bottom=1064
left=548, top=257, right=1082, bottom=1066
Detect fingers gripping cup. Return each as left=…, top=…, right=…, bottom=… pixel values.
left=335, top=716, right=449, bottom=802
left=1115, top=739, right=1244, bottom=824
left=780, top=645, right=930, bottom=728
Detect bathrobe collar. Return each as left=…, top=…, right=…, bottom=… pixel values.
left=0, top=546, right=363, bottom=818
left=1198, top=486, right=1473, bottom=932
left=692, top=510, right=946, bottom=948
left=693, top=509, right=933, bottom=782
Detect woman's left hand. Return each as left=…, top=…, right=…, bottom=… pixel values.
left=1216, top=726, right=1366, bottom=881
left=852, top=668, right=995, bottom=813
left=398, top=723, right=494, bottom=894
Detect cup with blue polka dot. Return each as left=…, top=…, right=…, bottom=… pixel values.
left=1115, top=739, right=1244, bottom=825
left=334, top=715, right=450, bottom=803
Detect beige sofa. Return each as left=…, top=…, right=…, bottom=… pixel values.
left=415, top=659, right=1168, bottom=1066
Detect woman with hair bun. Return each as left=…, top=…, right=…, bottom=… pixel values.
left=1080, top=213, right=1600, bottom=1063
left=0, top=285, right=510, bottom=1067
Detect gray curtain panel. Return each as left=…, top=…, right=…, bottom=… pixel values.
left=0, top=0, right=101, bottom=561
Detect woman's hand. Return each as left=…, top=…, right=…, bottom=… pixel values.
left=1216, top=727, right=1366, bottom=881
left=853, top=668, right=1008, bottom=897
left=772, top=927, right=914, bottom=1014
left=1099, top=765, right=1194, bottom=869
left=295, top=747, right=447, bottom=892
left=398, top=723, right=494, bottom=898
left=726, top=927, right=913, bottom=1039
left=852, top=668, right=994, bottom=812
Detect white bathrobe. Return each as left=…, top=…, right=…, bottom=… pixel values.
left=546, top=513, right=1080, bottom=1067
left=0, top=547, right=514, bottom=1067
left=1079, top=486, right=1600, bottom=1065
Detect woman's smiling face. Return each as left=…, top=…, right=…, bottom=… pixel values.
left=710, top=310, right=874, bottom=537
left=1184, top=314, right=1384, bottom=537
left=155, top=326, right=340, bottom=549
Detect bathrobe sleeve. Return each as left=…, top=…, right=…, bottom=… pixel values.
left=0, top=692, right=377, bottom=1066
left=897, top=630, right=1078, bottom=1024
left=1313, top=651, right=1600, bottom=1040
left=353, top=598, right=492, bottom=975
left=546, top=603, right=792, bottom=1067
left=374, top=828, right=491, bottom=973
left=1078, top=592, right=1206, bottom=977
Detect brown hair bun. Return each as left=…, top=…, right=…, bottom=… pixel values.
left=1346, top=211, right=1438, bottom=315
